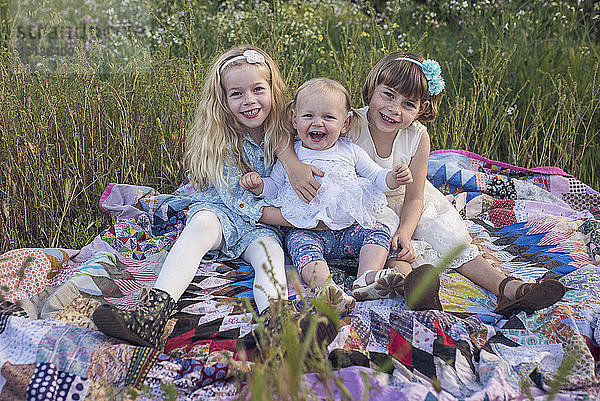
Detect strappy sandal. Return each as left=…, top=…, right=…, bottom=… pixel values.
left=493, top=276, right=566, bottom=317
left=403, top=264, right=442, bottom=311
left=314, top=283, right=356, bottom=316
left=351, top=268, right=405, bottom=301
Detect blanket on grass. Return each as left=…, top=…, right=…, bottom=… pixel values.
left=1, top=149, right=599, bottom=400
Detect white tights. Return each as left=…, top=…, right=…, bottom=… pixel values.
left=154, top=210, right=288, bottom=313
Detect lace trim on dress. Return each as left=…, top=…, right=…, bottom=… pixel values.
left=272, top=159, right=388, bottom=230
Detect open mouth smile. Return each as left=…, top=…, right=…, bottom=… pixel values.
left=308, top=131, right=326, bottom=141
left=242, top=108, right=260, bottom=117
left=380, top=113, right=399, bottom=124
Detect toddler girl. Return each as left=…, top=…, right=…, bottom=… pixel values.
left=93, top=45, right=329, bottom=349
left=240, top=78, right=413, bottom=315
left=348, top=51, right=565, bottom=315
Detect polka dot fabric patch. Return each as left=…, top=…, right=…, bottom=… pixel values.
left=26, top=363, right=89, bottom=401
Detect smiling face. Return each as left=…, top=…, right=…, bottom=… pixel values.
left=366, top=84, right=421, bottom=138
left=292, top=89, right=351, bottom=151
left=222, top=64, right=272, bottom=140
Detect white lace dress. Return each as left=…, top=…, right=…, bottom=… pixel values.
left=347, top=107, right=479, bottom=269
left=262, top=138, right=399, bottom=232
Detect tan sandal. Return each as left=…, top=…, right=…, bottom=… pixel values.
left=314, top=283, right=356, bottom=316
left=351, top=268, right=405, bottom=301
left=493, top=276, right=566, bottom=317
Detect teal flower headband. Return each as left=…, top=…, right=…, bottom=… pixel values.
left=396, top=57, right=445, bottom=96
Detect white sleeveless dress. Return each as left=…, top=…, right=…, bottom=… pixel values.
left=347, top=107, right=479, bottom=269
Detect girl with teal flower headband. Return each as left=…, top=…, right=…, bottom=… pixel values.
left=345, top=51, right=565, bottom=316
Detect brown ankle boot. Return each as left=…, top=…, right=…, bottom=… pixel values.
left=403, top=264, right=442, bottom=311
left=92, top=287, right=176, bottom=349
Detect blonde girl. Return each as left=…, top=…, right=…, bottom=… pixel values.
left=93, top=45, right=325, bottom=349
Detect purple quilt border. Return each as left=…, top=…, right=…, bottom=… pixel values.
left=431, top=149, right=572, bottom=177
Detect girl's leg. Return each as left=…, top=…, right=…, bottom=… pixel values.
left=301, top=260, right=356, bottom=315
left=286, top=228, right=330, bottom=288
left=352, top=224, right=397, bottom=285
left=286, top=228, right=355, bottom=314
left=345, top=224, right=405, bottom=300
left=93, top=210, right=224, bottom=349
left=455, top=255, right=519, bottom=298
left=353, top=243, right=404, bottom=300
left=384, top=258, right=413, bottom=276
left=455, top=255, right=566, bottom=315
left=154, top=211, right=224, bottom=301
left=356, top=243, right=390, bottom=279
left=242, top=236, right=287, bottom=313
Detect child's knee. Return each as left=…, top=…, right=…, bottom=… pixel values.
left=300, top=260, right=327, bottom=281
left=187, top=210, right=221, bottom=233
left=303, top=260, right=327, bottom=271
left=258, top=237, right=284, bottom=259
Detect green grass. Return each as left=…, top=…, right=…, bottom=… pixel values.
left=0, top=1, right=595, bottom=396
left=0, top=0, right=598, bottom=254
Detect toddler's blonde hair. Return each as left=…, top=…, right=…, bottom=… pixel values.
left=186, top=44, right=291, bottom=189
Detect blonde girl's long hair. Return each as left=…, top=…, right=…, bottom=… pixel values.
left=292, top=77, right=364, bottom=136
left=185, top=45, right=291, bottom=189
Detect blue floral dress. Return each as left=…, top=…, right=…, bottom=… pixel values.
left=187, top=134, right=281, bottom=260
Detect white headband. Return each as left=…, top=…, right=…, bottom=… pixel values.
left=220, top=50, right=267, bottom=74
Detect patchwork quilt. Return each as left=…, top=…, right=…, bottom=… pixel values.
left=1, top=149, right=600, bottom=400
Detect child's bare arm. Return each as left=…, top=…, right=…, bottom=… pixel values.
left=391, top=132, right=429, bottom=261
left=239, top=172, right=264, bottom=196
left=259, top=206, right=292, bottom=226
left=386, top=164, right=413, bottom=189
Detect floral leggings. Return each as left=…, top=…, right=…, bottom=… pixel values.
left=284, top=223, right=391, bottom=273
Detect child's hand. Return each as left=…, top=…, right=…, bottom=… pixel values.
left=386, top=164, right=413, bottom=189
left=239, top=172, right=264, bottom=196
left=288, top=162, right=323, bottom=203
left=391, top=232, right=416, bottom=263
left=393, top=164, right=413, bottom=185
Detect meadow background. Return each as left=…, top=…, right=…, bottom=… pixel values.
left=0, top=0, right=598, bottom=253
